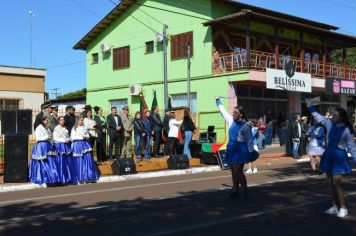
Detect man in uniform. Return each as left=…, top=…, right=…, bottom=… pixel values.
left=121, top=106, right=133, bottom=158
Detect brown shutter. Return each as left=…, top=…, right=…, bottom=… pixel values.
left=170, top=32, right=193, bottom=60
left=113, top=46, right=130, bottom=69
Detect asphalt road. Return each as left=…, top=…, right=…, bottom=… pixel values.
left=1, top=162, right=356, bottom=236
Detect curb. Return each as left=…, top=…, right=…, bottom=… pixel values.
left=0, top=166, right=222, bottom=193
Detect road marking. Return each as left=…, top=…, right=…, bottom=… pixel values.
left=145, top=190, right=356, bottom=236
left=0, top=169, right=273, bottom=206
left=0, top=173, right=327, bottom=224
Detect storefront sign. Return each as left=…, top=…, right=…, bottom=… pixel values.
left=325, top=77, right=356, bottom=96
left=266, top=68, right=312, bottom=93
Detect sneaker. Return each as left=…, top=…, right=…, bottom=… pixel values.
left=325, top=206, right=338, bottom=215
left=245, top=169, right=252, bottom=174
left=337, top=208, right=348, bottom=218
left=252, top=168, right=258, bottom=173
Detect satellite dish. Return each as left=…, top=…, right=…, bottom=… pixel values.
left=155, top=33, right=164, bottom=43
left=100, top=43, right=111, bottom=53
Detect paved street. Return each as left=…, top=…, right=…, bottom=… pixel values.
left=1, top=160, right=356, bottom=236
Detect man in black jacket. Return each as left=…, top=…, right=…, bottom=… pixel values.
left=151, top=106, right=164, bottom=157
left=292, top=114, right=302, bottom=159
left=107, top=107, right=122, bottom=159
left=64, top=106, right=76, bottom=136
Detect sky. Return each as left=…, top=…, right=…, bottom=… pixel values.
left=1, top=0, right=356, bottom=98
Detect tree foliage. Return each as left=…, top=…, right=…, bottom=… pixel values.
left=330, top=47, right=356, bottom=66
left=56, top=88, right=87, bottom=99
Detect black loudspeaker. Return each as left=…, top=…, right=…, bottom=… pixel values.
left=167, top=154, right=189, bottom=169
left=1, top=109, right=32, bottom=135
left=111, top=158, right=137, bottom=175
left=202, top=152, right=217, bottom=165
left=4, top=134, right=29, bottom=183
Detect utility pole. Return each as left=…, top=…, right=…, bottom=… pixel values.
left=51, top=88, right=60, bottom=99
left=187, top=43, right=191, bottom=110
left=163, top=24, right=168, bottom=111
left=29, top=10, right=35, bottom=67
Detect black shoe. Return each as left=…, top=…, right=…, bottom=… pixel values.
left=230, top=190, right=239, bottom=198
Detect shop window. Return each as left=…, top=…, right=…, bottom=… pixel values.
left=92, top=53, right=99, bottom=64
left=145, top=41, right=154, bottom=54
left=250, top=87, right=263, bottom=97
left=0, top=99, right=21, bottom=109
left=236, top=85, right=249, bottom=97
left=171, top=92, right=197, bottom=112
left=113, top=46, right=130, bottom=69
left=171, top=32, right=193, bottom=60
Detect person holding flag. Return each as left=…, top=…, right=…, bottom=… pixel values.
left=151, top=91, right=164, bottom=157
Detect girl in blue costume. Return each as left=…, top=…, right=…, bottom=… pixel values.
left=307, top=101, right=356, bottom=218
left=71, top=115, right=99, bottom=184
left=306, top=118, right=325, bottom=175
left=29, top=115, right=60, bottom=185
left=216, top=97, right=259, bottom=199
left=53, top=116, right=76, bottom=184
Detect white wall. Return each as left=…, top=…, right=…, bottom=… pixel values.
left=0, top=90, right=44, bottom=110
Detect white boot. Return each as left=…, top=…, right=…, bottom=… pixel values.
left=245, top=169, right=252, bottom=174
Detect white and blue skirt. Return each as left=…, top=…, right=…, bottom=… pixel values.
left=71, top=140, right=99, bottom=182
left=54, top=142, right=76, bottom=184
left=226, top=141, right=259, bottom=165
left=29, top=141, right=60, bottom=185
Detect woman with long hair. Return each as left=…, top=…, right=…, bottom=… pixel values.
left=71, top=115, right=99, bottom=183
left=306, top=118, right=325, bottom=175
left=133, top=111, right=145, bottom=159
left=53, top=116, right=75, bottom=184
left=307, top=102, right=356, bottom=218
left=182, top=109, right=196, bottom=158
left=94, top=106, right=107, bottom=164
left=83, top=109, right=97, bottom=148
left=29, top=115, right=60, bottom=185
left=167, top=111, right=183, bottom=155
left=216, top=97, right=259, bottom=199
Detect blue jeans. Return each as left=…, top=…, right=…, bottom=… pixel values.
left=265, top=127, right=273, bottom=145
left=184, top=131, right=193, bottom=158
left=134, top=134, right=142, bottom=157
left=292, top=138, right=300, bottom=159
left=144, top=135, right=152, bottom=158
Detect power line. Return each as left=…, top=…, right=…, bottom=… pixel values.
left=322, top=0, right=356, bottom=11
left=71, top=0, right=100, bottom=17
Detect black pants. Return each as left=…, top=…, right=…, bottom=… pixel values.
left=167, top=137, right=177, bottom=156
left=153, top=129, right=162, bottom=156
left=108, top=133, right=121, bottom=159
left=89, top=137, right=96, bottom=148
left=96, top=132, right=106, bottom=162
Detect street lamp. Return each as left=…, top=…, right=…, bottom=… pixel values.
left=29, top=10, right=35, bottom=67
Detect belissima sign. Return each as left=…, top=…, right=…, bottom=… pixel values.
left=266, top=68, right=312, bottom=93
left=325, top=77, right=356, bottom=96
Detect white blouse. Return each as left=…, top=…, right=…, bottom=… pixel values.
left=53, top=125, right=70, bottom=143
left=34, top=124, right=52, bottom=142
left=71, top=126, right=90, bottom=141
left=168, top=119, right=183, bottom=138
left=84, top=117, right=98, bottom=138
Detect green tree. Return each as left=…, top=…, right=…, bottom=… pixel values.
left=56, top=88, right=87, bottom=99
left=330, top=47, right=356, bottom=65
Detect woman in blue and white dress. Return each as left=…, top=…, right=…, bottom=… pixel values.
left=29, top=115, right=60, bottom=185
left=53, top=116, right=76, bottom=184
left=216, top=97, right=259, bottom=199
left=307, top=102, right=356, bottom=218
left=71, top=115, right=99, bottom=183
left=306, top=120, right=325, bottom=175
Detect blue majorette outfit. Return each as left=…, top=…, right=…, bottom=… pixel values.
left=29, top=124, right=60, bottom=185
left=53, top=125, right=76, bottom=184
left=306, top=124, right=325, bottom=156
left=70, top=126, right=99, bottom=182
left=216, top=98, right=259, bottom=165
left=309, top=106, right=356, bottom=174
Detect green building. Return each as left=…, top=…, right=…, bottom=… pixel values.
left=74, top=0, right=356, bottom=141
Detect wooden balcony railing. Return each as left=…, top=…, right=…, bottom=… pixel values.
left=212, top=50, right=356, bottom=80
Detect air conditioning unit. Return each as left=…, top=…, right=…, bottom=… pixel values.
left=129, top=84, right=142, bottom=96
left=155, top=32, right=164, bottom=43
left=100, top=42, right=111, bottom=53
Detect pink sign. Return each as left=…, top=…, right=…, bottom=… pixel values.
left=333, top=80, right=340, bottom=93
left=341, top=80, right=355, bottom=88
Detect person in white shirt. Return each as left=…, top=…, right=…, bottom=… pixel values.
left=71, top=115, right=99, bottom=183
left=166, top=111, right=183, bottom=155
left=83, top=109, right=98, bottom=148
left=53, top=116, right=75, bottom=184
left=29, top=115, right=60, bottom=185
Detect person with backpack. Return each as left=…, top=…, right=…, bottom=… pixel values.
left=306, top=118, right=326, bottom=175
